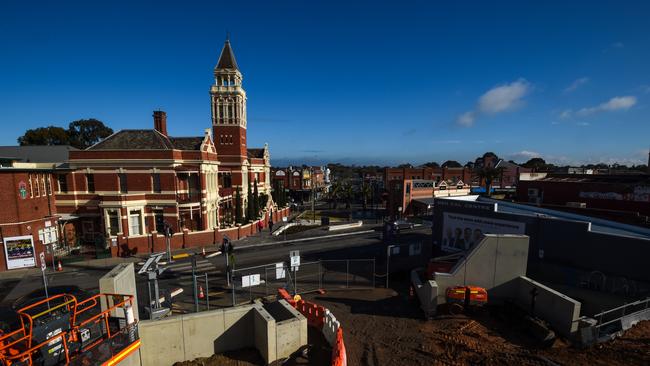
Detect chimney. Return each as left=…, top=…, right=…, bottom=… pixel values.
left=153, top=110, right=168, bottom=136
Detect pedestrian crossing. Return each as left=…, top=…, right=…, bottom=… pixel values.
left=164, top=257, right=218, bottom=274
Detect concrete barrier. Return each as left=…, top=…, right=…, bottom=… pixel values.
left=272, top=223, right=298, bottom=236
left=516, top=276, right=581, bottom=338
left=410, top=268, right=438, bottom=317
left=433, top=234, right=529, bottom=305
left=328, top=221, right=363, bottom=231
left=137, top=300, right=306, bottom=366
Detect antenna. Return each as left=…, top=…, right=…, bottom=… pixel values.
left=226, top=30, right=230, bottom=42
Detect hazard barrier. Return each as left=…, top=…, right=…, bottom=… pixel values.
left=278, top=288, right=347, bottom=366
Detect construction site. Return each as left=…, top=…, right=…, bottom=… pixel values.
left=1, top=196, right=650, bottom=366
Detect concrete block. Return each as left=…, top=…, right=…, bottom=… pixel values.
left=138, top=317, right=185, bottom=366
left=253, top=304, right=276, bottom=364
left=99, top=262, right=139, bottom=320
left=181, top=309, right=226, bottom=360
left=214, top=305, right=255, bottom=352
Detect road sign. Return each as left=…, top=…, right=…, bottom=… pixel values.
left=275, top=262, right=286, bottom=279
left=39, top=252, right=46, bottom=271
left=242, top=274, right=261, bottom=288
left=290, top=250, right=300, bottom=271
left=282, top=216, right=288, bottom=223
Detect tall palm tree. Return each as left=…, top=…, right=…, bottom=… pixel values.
left=477, top=167, right=500, bottom=197
left=360, top=182, right=371, bottom=211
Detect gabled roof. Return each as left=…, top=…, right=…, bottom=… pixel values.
left=247, top=148, right=265, bottom=159
left=0, top=145, right=77, bottom=163
left=215, top=40, right=239, bottom=70
left=88, top=130, right=204, bottom=151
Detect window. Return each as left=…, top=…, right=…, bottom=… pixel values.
left=118, top=173, right=127, bottom=193
left=40, top=175, right=45, bottom=196
left=86, top=174, right=95, bottom=193
left=34, top=174, right=40, bottom=196
left=106, top=209, right=121, bottom=236
left=57, top=174, right=68, bottom=193
left=154, top=209, right=165, bottom=232
left=128, top=209, right=142, bottom=236
left=29, top=175, right=34, bottom=197
left=152, top=173, right=161, bottom=193
left=46, top=176, right=52, bottom=195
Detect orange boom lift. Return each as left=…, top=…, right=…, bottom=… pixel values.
left=0, top=293, right=140, bottom=366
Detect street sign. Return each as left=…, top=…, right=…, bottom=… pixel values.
left=39, top=252, right=46, bottom=271
left=242, top=274, right=261, bottom=288
left=282, top=216, right=288, bottom=223
left=289, top=250, right=300, bottom=271
left=275, top=262, right=286, bottom=279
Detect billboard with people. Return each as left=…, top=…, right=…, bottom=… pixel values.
left=441, top=212, right=525, bottom=252
left=3, top=235, right=36, bottom=270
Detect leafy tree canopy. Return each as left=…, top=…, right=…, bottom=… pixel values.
left=17, top=126, right=70, bottom=146
left=68, top=119, right=114, bottom=149
left=441, top=160, right=462, bottom=168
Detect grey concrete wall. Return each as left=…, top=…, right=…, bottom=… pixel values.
left=99, top=262, right=140, bottom=366
left=516, top=276, right=581, bottom=338
left=138, top=301, right=307, bottom=366
left=434, top=234, right=529, bottom=304
left=410, top=268, right=438, bottom=317
left=272, top=300, right=307, bottom=359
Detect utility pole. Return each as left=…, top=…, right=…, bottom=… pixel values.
left=311, top=167, right=316, bottom=224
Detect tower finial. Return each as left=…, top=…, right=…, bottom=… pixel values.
left=226, top=30, right=230, bottom=42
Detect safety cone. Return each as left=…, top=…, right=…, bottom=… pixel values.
left=202, top=247, right=206, bottom=257
left=198, top=285, right=205, bottom=299
left=56, top=261, right=63, bottom=272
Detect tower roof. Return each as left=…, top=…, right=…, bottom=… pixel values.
left=215, top=40, right=239, bottom=70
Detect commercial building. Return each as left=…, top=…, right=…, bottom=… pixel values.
left=517, top=173, right=650, bottom=226
left=387, top=179, right=471, bottom=218
left=432, top=196, right=650, bottom=285
left=272, top=166, right=328, bottom=202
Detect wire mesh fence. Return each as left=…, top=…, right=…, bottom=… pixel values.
left=230, top=259, right=376, bottom=305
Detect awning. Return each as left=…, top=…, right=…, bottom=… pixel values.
left=57, top=213, right=80, bottom=221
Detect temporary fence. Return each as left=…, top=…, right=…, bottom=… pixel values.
left=593, top=297, right=650, bottom=339
left=230, top=259, right=375, bottom=306
left=278, top=288, right=347, bottom=366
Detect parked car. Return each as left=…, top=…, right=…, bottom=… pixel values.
left=392, top=219, right=415, bottom=231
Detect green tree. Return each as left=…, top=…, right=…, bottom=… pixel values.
left=247, top=179, right=254, bottom=221
left=522, top=157, right=549, bottom=171
left=329, top=182, right=341, bottom=209
left=253, top=178, right=260, bottom=218
left=422, top=161, right=440, bottom=168
left=17, top=126, right=70, bottom=146
left=360, top=182, right=371, bottom=211
left=343, top=183, right=354, bottom=209
left=235, top=187, right=243, bottom=224
left=68, top=119, right=114, bottom=149
left=476, top=167, right=501, bottom=197
left=442, top=160, right=462, bottom=168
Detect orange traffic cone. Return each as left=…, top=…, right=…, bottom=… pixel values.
left=56, top=261, right=63, bottom=272
left=202, top=247, right=206, bottom=257
left=198, top=285, right=205, bottom=299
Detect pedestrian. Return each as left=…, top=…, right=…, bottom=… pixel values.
left=269, top=218, right=274, bottom=233
left=257, top=220, right=263, bottom=232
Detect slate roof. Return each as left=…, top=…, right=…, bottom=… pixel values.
left=247, top=148, right=265, bottom=159
left=0, top=145, right=77, bottom=163
left=216, top=40, right=239, bottom=70
left=88, top=130, right=203, bottom=151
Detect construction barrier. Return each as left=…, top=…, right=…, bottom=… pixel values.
left=278, top=289, right=347, bottom=366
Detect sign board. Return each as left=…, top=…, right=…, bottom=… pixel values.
left=275, top=262, right=286, bottom=279
left=18, top=181, right=28, bottom=199
left=290, top=250, right=300, bottom=271
left=45, top=220, right=52, bottom=228
left=282, top=217, right=288, bottom=223
left=409, top=243, right=422, bottom=256
left=111, top=238, right=117, bottom=247
left=441, top=212, right=525, bottom=252
left=39, top=252, right=46, bottom=271
left=242, top=274, right=261, bottom=288
left=3, top=235, right=36, bottom=270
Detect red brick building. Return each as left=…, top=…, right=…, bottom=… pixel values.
left=272, top=166, right=327, bottom=202
left=517, top=173, right=650, bottom=225
left=0, top=167, right=60, bottom=271
left=383, top=166, right=472, bottom=185
left=53, top=40, right=284, bottom=257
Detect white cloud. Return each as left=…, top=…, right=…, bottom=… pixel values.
left=456, top=111, right=475, bottom=127
left=577, top=122, right=590, bottom=127
left=559, top=109, right=572, bottom=119
left=508, top=150, right=542, bottom=161
left=564, top=77, right=589, bottom=93
left=478, top=79, right=531, bottom=114
left=577, top=96, right=637, bottom=116
left=456, top=78, right=531, bottom=127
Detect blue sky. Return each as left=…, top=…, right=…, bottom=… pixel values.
left=1, top=1, right=649, bottom=166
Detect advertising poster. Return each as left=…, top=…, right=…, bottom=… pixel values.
left=3, top=235, right=36, bottom=269
left=442, top=212, right=525, bottom=252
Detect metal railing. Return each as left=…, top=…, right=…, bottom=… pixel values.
left=230, top=259, right=376, bottom=306
left=593, top=297, right=650, bottom=338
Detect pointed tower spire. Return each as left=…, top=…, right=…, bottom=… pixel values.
left=216, top=38, right=239, bottom=70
